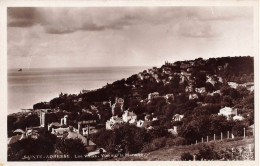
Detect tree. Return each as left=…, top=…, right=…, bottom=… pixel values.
left=221, top=96, right=233, bottom=107
left=55, top=138, right=88, bottom=157
left=205, top=82, right=214, bottom=93
left=14, top=114, right=40, bottom=130
left=115, top=124, right=149, bottom=154
left=209, top=115, right=232, bottom=134
left=194, top=72, right=206, bottom=88
left=8, top=136, right=55, bottom=161
left=196, top=144, right=219, bottom=160
left=164, top=104, right=177, bottom=120
left=8, top=115, right=17, bottom=137
left=181, top=152, right=193, bottom=161
left=113, top=106, right=123, bottom=116
left=220, top=86, right=231, bottom=96
left=232, top=121, right=248, bottom=136
left=148, top=126, right=169, bottom=139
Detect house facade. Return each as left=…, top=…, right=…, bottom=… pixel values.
left=122, top=110, right=137, bottom=123
left=148, top=92, right=160, bottom=100
left=218, top=107, right=238, bottom=120
left=106, top=116, right=124, bottom=130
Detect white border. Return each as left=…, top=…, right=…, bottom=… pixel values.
left=0, top=1, right=259, bottom=166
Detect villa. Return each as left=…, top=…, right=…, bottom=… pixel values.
left=148, top=92, right=160, bottom=100
left=218, top=107, right=238, bottom=120
left=106, top=116, right=124, bottom=130
left=122, top=110, right=137, bottom=123
left=172, top=114, right=184, bottom=121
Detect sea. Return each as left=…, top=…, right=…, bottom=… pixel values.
left=8, top=66, right=150, bottom=114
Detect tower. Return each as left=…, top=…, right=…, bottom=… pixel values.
left=40, top=110, right=46, bottom=127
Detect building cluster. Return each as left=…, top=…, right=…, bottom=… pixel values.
left=8, top=57, right=254, bottom=159
left=105, top=93, right=184, bottom=135
left=228, top=82, right=254, bottom=91
left=8, top=109, right=102, bottom=156
left=218, top=107, right=244, bottom=121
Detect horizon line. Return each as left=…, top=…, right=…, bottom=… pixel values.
left=7, top=65, right=159, bottom=70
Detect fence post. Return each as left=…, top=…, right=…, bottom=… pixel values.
left=196, top=140, right=197, bottom=144
left=193, top=155, right=196, bottom=161
left=231, top=148, right=234, bottom=159
left=221, top=132, right=222, bottom=141
left=244, top=128, right=246, bottom=139
left=207, top=136, right=208, bottom=142
left=214, top=133, right=215, bottom=141
left=202, top=137, right=203, bottom=143
left=227, top=131, right=229, bottom=139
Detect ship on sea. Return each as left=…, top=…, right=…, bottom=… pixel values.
left=18, top=69, right=22, bottom=71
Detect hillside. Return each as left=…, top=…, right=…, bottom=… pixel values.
left=107, top=137, right=254, bottom=161
left=7, top=56, right=255, bottom=161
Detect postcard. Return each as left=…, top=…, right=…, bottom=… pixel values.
left=0, top=0, right=258, bottom=166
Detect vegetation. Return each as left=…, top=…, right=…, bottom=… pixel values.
left=8, top=56, right=254, bottom=161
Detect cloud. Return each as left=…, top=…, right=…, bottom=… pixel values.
left=178, top=18, right=217, bottom=38
left=7, top=7, right=252, bottom=36
left=37, top=8, right=135, bottom=34
left=8, top=19, right=35, bottom=27
left=7, top=7, right=38, bottom=27
left=7, top=7, right=183, bottom=34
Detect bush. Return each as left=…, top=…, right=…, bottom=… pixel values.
left=232, top=122, right=248, bottom=136
left=196, top=143, right=219, bottom=160
left=181, top=152, right=193, bottom=161
left=166, top=137, right=187, bottom=147
left=55, top=138, right=88, bottom=157
left=141, top=137, right=167, bottom=153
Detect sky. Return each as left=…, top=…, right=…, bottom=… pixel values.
left=7, top=7, right=254, bottom=69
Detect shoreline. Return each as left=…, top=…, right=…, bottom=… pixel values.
left=8, top=66, right=152, bottom=115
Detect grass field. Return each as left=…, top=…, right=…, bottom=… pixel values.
left=108, top=137, right=254, bottom=161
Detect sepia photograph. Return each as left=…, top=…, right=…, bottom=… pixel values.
left=0, top=1, right=258, bottom=165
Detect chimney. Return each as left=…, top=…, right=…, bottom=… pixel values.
left=87, top=125, right=90, bottom=146
left=87, top=125, right=90, bottom=137
left=61, top=118, right=64, bottom=126
left=48, top=124, right=51, bottom=131
left=173, top=126, right=177, bottom=133
left=64, top=115, right=67, bottom=125
left=82, top=128, right=85, bottom=135
left=109, top=100, right=112, bottom=107
left=52, top=128, right=54, bottom=134
left=78, top=123, right=81, bottom=133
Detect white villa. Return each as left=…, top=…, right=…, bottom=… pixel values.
left=189, top=93, right=198, bottom=100
left=228, top=82, right=239, bottom=89
left=195, top=87, right=206, bottom=93
left=148, top=92, right=160, bottom=100
left=206, top=75, right=217, bottom=85
left=218, top=107, right=238, bottom=120
left=172, top=114, right=184, bottom=121
left=165, top=94, right=174, bottom=101
left=51, top=127, right=71, bottom=137
left=122, top=110, right=137, bottom=123
left=136, top=120, right=145, bottom=127
left=47, top=115, right=68, bottom=131
left=233, top=114, right=244, bottom=121
left=168, top=126, right=178, bottom=136
left=106, top=116, right=124, bottom=130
